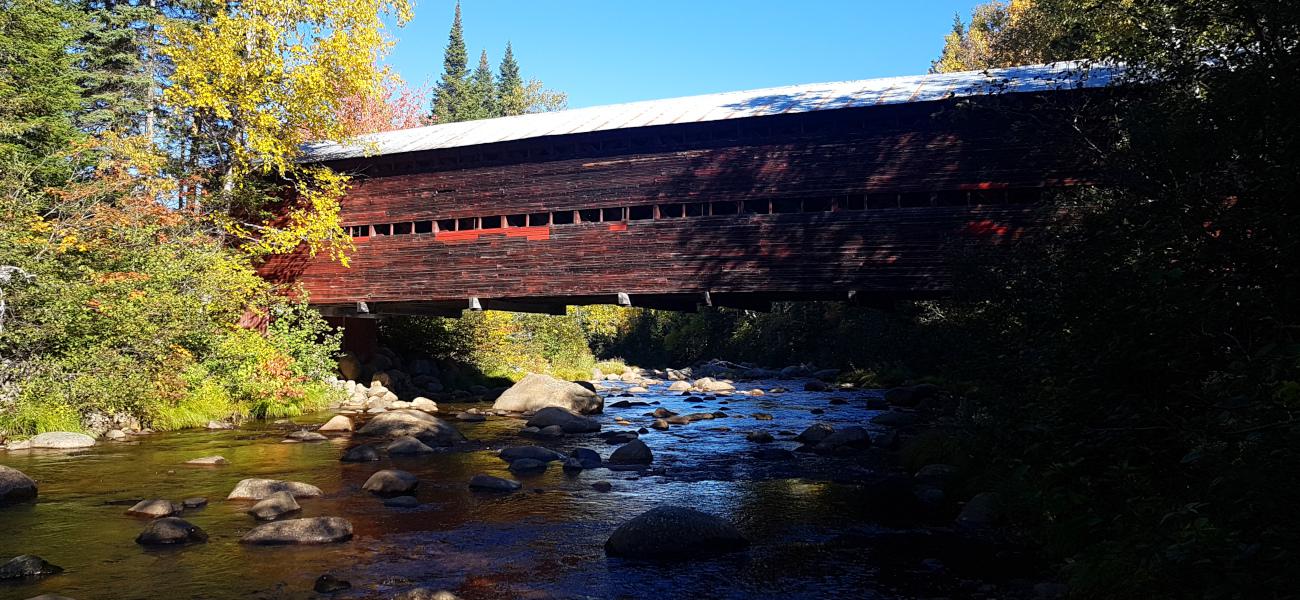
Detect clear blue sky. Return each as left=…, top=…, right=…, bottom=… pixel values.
left=384, top=1, right=981, bottom=108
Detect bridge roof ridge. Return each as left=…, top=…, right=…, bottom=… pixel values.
left=302, top=60, right=1119, bottom=163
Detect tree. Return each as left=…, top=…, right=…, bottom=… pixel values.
left=430, top=1, right=467, bottom=123
left=522, top=79, right=568, bottom=114
left=466, top=48, right=495, bottom=120
left=495, top=41, right=526, bottom=116
left=75, top=0, right=158, bottom=137
left=930, top=0, right=1054, bottom=73
left=161, top=0, right=412, bottom=262
left=0, top=0, right=84, bottom=188
left=336, top=73, right=431, bottom=135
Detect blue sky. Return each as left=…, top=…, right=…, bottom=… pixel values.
left=384, top=1, right=982, bottom=108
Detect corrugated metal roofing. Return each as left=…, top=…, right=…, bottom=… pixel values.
left=302, top=60, right=1117, bottom=162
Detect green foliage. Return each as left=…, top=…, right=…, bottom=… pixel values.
left=430, top=1, right=468, bottom=123
left=0, top=0, right=84, bottom=187
left=495, top=41, right=525, bottom=116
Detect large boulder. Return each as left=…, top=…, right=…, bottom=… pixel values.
left=227, top=478, right=322, bottom=500
left=884, top=383, right=940, bottom=407
left=525, top=407, right=600, bottom=433
left=608, top=439, right=653, bottom=465
left=812, top=426, right=871, bottom=454
left=492, top=373, right=603, bottom=414
left=957, top=492, right=1002, bottom=528
left=27, top=432, right=95, bottom=449
left=240, top=517, right=353, bottom=545
left=0, top=555, right=63, bottom=580
left=136, top=517, right=208, bottom=545
left=363, top=469, right=419, bottom=496
left=337, top=352, right=361, bottom=381
left=604, top=506, right=749, bottom=559
left=356, top=410, right=465, bottom=447
left=386, top=436, right=435, bottom=455
left=795, top=423, right=835, bottom=445
left=247, top=491, right=301, bottom=520
left=667, top=380, right=692, bottom=392
left=0, top=465, right=37, bottom=503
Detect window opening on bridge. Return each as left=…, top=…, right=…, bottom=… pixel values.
left=551, top=210, right=575, bottom=225
left=347, top=225, right=367, bottom=237
left=457, top=217, right=478, bottom=230
left=392, top=222, right=413, bottom=235
left=657, top=203, right=684, bottom=218
left=772, top=198, right=801, bottom=214
left=481, top=215, right=502, bottom=229
left=971, top=190, right=1003, bottom=205
left=528, top=212, right=550, bottom=226
left=867, top=193, right=899, bottom=209
left=628, top=205, right=654, bottom=220
left=803, top=197, right=833, bottom=212
left=1007, top=188, right=1041, bottom=204
left=742, top=199, right=770, bottom=214
left=842, top=195, right=866, bottom=211
left=898, top=192, right=932, bottom=208
left=578, top=208, right=600, bottom=223
left=436, top=219, right=456, bottom=232
left=372, top=223, right=392, bottom=236
left=414, top=220, right=433, bottom=234
left=601, top=207, right=625, bottom=221
left=936, top=191, right=968, bottom=207
left=710, top=201, right=738, bottom=215
left=684, top=202, right=707, bottom=217
left=506, top=214, right=527, bottom=227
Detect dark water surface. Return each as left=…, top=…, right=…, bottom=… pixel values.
left=1, top=380, right=997, bottom=599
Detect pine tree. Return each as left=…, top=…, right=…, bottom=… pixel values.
left=466, top=49, right=496, bottom=119
left=76, top=0, right=156, bottom=136
left=495, top=41, right=527, bottom=117
left=430, top=2, right=468, bottom=123
left=0, top=0, right=84, bottom=187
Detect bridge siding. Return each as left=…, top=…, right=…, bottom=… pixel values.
left=262, top=97, right=1090, bottom=309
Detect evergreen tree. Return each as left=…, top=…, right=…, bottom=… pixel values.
left=466, top=48, right=495, bottom=119
left=495, top=41, right=526, bottom=116
left=0, top=0, right=84, bottom=188
left=76, top=0, right=156, bottom=136
left=430, top=2, right=467, bottom=123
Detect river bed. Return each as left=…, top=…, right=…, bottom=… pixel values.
left=2, top=379, right=1030, bottom=599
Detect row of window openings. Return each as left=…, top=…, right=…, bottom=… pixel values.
left=346, top=188, right=1043, bottom=238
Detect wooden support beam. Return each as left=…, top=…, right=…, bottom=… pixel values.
left=480, top=299, right=568, bottom=315
left=626, top=293, right=703, bottom=313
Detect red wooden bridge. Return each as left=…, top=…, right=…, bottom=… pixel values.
left=260, top=62, right=1114, bottom=331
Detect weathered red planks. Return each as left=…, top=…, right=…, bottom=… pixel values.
left=260, top=96, right=1093, bottom=310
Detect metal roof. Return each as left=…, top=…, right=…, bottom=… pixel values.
left=302, top=60, right=1117, bottom=162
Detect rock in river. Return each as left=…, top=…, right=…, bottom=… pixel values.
left=317, top=415, right=354, bottom=432
left=340, top=444, right=381, bottom=462
left=241, top=517, right=353, bottom=545
left=468, top=474, right=521, bottom=492
left=386, top=436, right=435, bottom=455
left=492, top=373, right=604, bottom=414
left=184, top=455, right=228, bottom=466
left=570, top=447, right=603, bottom=468
left=247, top=491, right=301, bottom=520
left=363, top=469, right=419, bottom=496
left=525, top=407, right=601, bottom=433
left=0, top=555, right=63, bottom=579
left=0, top=465, right=37, bottom=503
left=507, top=458, right=548, bottom=473
left=27, top=432, right=95, bottom=449
left=126, top=498, right=181, bottom=518
left=285, top=430, right=328, bottom=442
left=795, top=423, right=835, bottom=445
left=608, top=439, right=653, bottom=465
left=499, top=446, right=565, bottom=462
left=812, top=426, right=871, bottom=454
left=605, top=506, right=749, bottom=559
left=356, top=410, right=465, bottom=447
left=135, top=517, right=208, bottom=545
left=227, top=478, right=322, bottom=500
left=315, top=574, right=352, bottom=593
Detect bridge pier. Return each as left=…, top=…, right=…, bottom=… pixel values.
left=329, top=316, right=379, bottom=363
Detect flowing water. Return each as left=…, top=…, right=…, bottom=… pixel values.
left=1, top=380, right=1031, bottom=599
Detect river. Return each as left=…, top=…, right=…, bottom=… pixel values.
left=1, top=379, right=1035, bottom=599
